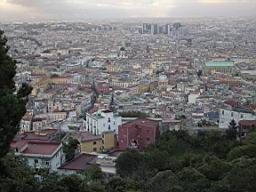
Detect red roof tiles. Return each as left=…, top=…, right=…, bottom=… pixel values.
left=58, top=153, right=97, bottom=171
left=22, top=141, right=62, bottom=156
left=11, top=140, right=62, bottom=156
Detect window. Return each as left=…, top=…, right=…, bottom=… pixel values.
left=108, top=125, right=111, bottom=130
left=241, top=114, right=244, bottom=118
left=222, top=110, right=225, bottom=115
left=93, top=141, right=97, bottom=145
left=108, top=118, right=111, bottom=123
left=93, top=148, right=97, bottom=152
left=231, top=112, right=234, bottom=117
left=34, top=159, right=38, bottom=164
left=146, top=138, right=150, bottom=142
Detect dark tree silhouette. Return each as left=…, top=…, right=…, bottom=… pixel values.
left=226, top=119, right=238, bottom=140
left=0, top=30, right=31, bottom=158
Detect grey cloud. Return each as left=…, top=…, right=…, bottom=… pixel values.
left=1, top=0, right=256, bottom=21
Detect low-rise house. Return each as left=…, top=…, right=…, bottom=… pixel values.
left=58, top=153, right=116, bottom=176
left=80, top=132, right=103, bottom=153
left=32, top=117, right=47, bottom=130
left=11, top=141, right=64, bottom=172
left=14, top=129, right=60, bottom=142
left=79, top=131, right=116, bottom=153
left=20, top=114, right=33, bottom=132
left=48, top=111, right=67, bottom=123
left=239, top=120, right=256, bottom=138
left=219, top=107, right=256, bottom=129
left=58, top=153, right=97, bottom=175
left=118, top=118, right=160, bottom=150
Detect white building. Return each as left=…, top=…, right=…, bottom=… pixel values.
left=219, top=108, right=256, bottom=129
left=12, top=141, right=64, bottom=172
left=188, top=92, right=200, bottom=104
left=84, top=109, right=122, bottom=135
left=20, top=114, right=33, bottom=132
left=20, top=118, right=32, bottom=132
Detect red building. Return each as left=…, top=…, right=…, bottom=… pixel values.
left=118, top=118, right=160, bottom=150
left=239, top=120, right=256, bottom=138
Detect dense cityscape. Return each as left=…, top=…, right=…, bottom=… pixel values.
left=1, top=13, right=256, bottom=192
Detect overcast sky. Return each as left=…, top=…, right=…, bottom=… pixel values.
left=0, top=0, right=256, bottom=22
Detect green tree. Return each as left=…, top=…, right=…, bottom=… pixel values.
left=116, top=150, right=145, bottom=178
left=226, top=158, right=256, bottom=192
left=148, top=170, right=181, bottom=192
left=243, top=129, right=256, bottom=145
left=0, top=30, right=32, bottom=158
left=0, top=154, right=38, bottom=192
left=144, top=149, right=170, bottom=174
left=106, top=177, right=126, bottom=192
left=177, top=167, right=210, bottom=192
left=227, top=144, right=256, bottom=161
left=79, top=165, right=104, bottom=184
left=64, top=137, right=80, bottom=162
left=198, top=156, right=232, bottom=181
left=38, top=174, right=67, bottom=192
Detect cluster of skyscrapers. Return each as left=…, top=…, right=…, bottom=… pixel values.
left=140, top=23, right=182, bottom=35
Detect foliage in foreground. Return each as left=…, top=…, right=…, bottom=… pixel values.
left=0, top=30, right=32, bottom=158
left=1, top=129, right=256, bottom=192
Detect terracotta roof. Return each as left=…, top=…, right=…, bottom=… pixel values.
left=14, top=129, right=58, bottom=142
left=11, top=140, right=28, bottom=150
left=22, top=141, right=62, bottom=156
left=58, top=153, right=97, bottom=171
left=224, top=100, right=240, bottom=108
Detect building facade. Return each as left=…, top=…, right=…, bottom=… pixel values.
left=79, top=131, right=116, bottom=153
left=84, top=109, right=122, bottom=135
left=219, top=108, right=256, bottom=129
left=205, top=61, right=235, bottom=74
left=11, top=141, right=64, bottom=172
left=118, top=118, right=160, bottom=150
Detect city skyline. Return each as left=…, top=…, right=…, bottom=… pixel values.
left=1, top=0, right=256, bottom=22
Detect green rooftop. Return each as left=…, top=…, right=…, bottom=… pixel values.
left=206, top=61, right=234, bottom=67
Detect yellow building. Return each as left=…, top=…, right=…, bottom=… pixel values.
left=31, top=77, right=50, bottom=97
left=32, top=68, right=47, bottom=76
left=106, top=64, right=121, bottom=73
left=80, top=136, right=103, bottom=153
left=79, top=131, right=116, bottom=153
left=102, top=131, right=116, bottom=150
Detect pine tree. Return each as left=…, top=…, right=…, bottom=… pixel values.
left=226, top=119, right=238, bottom=140
left=0, top=30, right=32, bottom=158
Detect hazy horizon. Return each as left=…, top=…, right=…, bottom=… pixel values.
left=0, top=0, right=256, bottom=22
